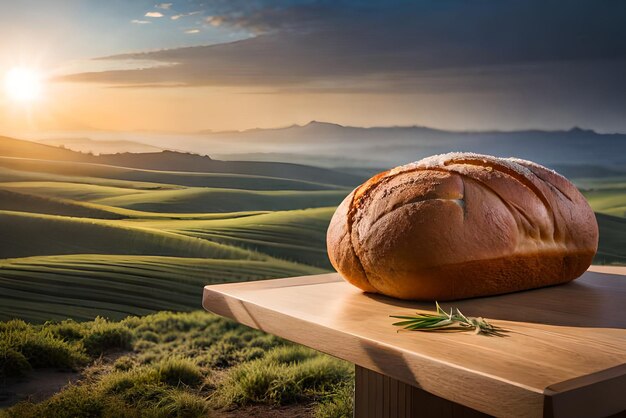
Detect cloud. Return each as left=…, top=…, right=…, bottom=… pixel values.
left=205, top=16, right=223, bottom=27
left=145, top=11, right=164, bottom=18
left=171, top=11, right=201, bottom=20
left=64, top=0, right=626, bottom=103
left=156, top=3, right=172, bottom=10
left=185, top=29, right=200, bottom=34
left=131, top=19, right=151, bottom=24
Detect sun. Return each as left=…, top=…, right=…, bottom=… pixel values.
left=4, top=67, right=43, bottom=103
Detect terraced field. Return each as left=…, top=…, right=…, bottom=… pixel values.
left=94, top=187, right=347, bottom=213
left=0, top=255, right=322, bottom=322
left=0, top=157, right=344, bottom=191
left=0, top=138, right=624, bottom=323
left=0, top=143, right=352, bottom=322
left=583, top=189, right=626, bottom=218
left=577, top=176, right=626, bottom=218
left=126, top=207, right=336, bottom=268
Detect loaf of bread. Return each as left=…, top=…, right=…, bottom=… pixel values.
left=327, top=153, right=598, bottom=300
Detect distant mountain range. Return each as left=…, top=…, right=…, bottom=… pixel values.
left=34, top=137, right=163, bottom=155
left=199, top=122, right=626, bottom=175
left=12, top=121, right=626, bottom=178
left=0, top=135, right=363, bottom=187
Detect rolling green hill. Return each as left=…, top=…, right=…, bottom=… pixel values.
left=127, top=207, right=336, bottom=268
left=583, top=189, right=626, bottom=218
left=0, top=135, right=363, bottom=187
left=577, top=176, right=626, bottom=218
left=0, top=255, right=322, bottom=322
left=0, top=156, right=344, bottom=191
left=0, top=135, right=624, bottom=326
left=94, top=188, right=347, bottom=213
left=0, top=210, right=255, bottom=260
left=0, top=140, right=341, bottom=322
left=0, top=181, right=155, bottom=201
left=0, top=187, right=270, bottom=221
left=0, top=189, right=123, bottom=219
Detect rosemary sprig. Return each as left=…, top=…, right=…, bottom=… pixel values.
left=390, top=302, right=507, bottom=336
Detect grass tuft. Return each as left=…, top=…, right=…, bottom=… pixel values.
left=46, top=319, right=85, bottom=342
left=314, top=382, right=354, bottom=418
left=212, top=345, right=353, bottom=407
left=82, top=318, right=134, bottom=356
left=4, top=331, right=88, bottom=370
left=0, top=343, right=32, bottom=378
left=1, top=311, right=355, bottom=416
left=264, top=345, right=317, bottom=364
left=156, top=357, right=205, bottom=387
left=156, top=390, right=210, bottom=418
left=113, top=355, right=136, bottom=371
left=98, top=367, right=165, bottom=407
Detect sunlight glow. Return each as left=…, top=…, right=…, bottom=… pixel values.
left=4, top=67, right=42, bottom=103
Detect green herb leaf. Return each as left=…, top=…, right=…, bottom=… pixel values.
left=390, top=303, right=507, bottom=336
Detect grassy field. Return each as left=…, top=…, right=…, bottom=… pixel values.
left=0, top=210, right=257, bottom=260
left=124, top=207, right=336, bottom=268
left=0, top=255, right=323, bottom=323
left=94, top=188, right=346, bottom=213
left=576, top=176, right=626, bottom=218
left=0, top=156, right=624, bottom=324
left=0, top=147, right=353, bottom=416
left=0, top=148, right=351, bottom=416
left=0, top=157, right=345, bottom=191
left=583, top=189, right=626, bottom=218
left=0, top=148, right=353, bottom=327
left=0, top=137, right=625, bottom=417
left=0, top=311, right=353, bottom=417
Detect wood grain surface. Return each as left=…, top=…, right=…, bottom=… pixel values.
left=355, top=365, right=490, bottom=418
left=202, top=266, right=626, bottom=418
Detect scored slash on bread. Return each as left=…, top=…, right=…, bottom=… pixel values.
left=327, top=152, right=599, bottom=300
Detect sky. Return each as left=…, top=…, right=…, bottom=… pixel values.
left=0, top=0, right=625, bottom=134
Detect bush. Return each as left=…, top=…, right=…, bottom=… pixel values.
left=0, top=343, right=32, bottom=378
left=156, top=357, right=204, bottom=387
left=82, top=318, right=133, bottom=356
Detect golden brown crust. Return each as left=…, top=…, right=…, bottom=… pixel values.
left=326, top=153, right=599, bottom=300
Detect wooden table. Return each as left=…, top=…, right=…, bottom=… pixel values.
left=202, top=266, right=626, bottom=418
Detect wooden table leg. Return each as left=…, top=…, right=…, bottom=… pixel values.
left=354, top=366, right=489, bottom=418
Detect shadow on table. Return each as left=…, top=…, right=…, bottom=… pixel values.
left=361, top=270, right=626, bottom=329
